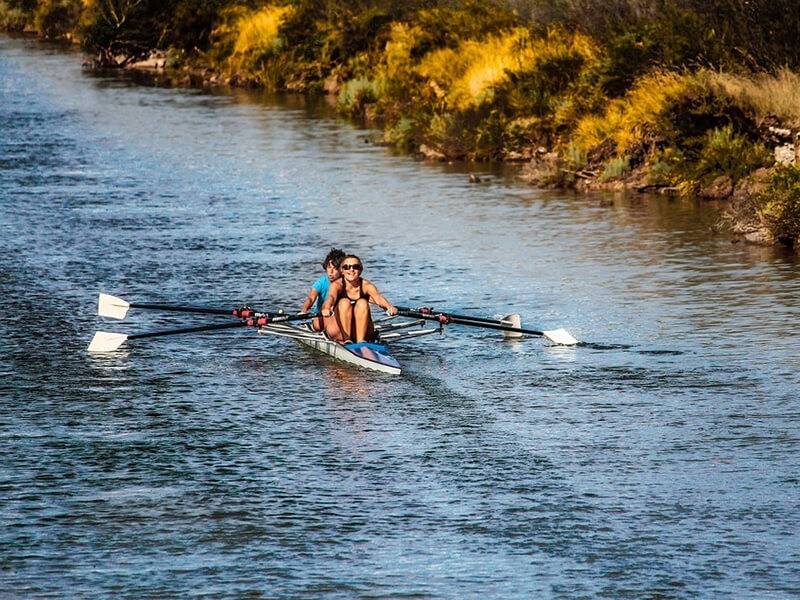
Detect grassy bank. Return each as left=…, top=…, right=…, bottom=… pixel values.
left=4, top=0, right=800, bottom=250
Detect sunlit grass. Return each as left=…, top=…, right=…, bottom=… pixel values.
left=212, top=4, right=293, bottom=74
left=415, top=27, right=597, bottom=111
left=573, top=70, right=702, bottom=153
left=710, top=68, right=800, bottom=127
left=232, top=5, right=291, bottom=57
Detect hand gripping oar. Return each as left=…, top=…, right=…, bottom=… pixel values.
left=98, top=293, right=258, bottom=320
left=395, top=306, right=579, bottom=346
left=88, top=312, right=311, bottom=352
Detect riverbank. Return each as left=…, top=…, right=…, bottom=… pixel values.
left=3, top=0, right=800, bottom=251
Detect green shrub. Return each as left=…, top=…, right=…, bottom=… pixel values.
left=384, top=116, right=417, bottom=150
left=599, top=155, right=630, bottom=182
left=564, top=142, right=587, bottom=170
left=0, top=0, right=34, bottom=31
left=34, top=0, right=81, bottom=39
left=337, top=76, right=380, bottom=115
left=647, top=146, right=686, bottom=185
left=691, top=125, right=772, bottom=186
left=756, top=165, right=800, bottom=244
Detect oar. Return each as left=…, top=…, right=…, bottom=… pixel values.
left=395, top=306, right=579, bottom=345
left=88, top=312, right=311, bottom=352
left=88, top=320, right=250, bottom=352
left=98, top=293, right=258, bottom=320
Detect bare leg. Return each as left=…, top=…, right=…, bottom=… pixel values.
left=311, top=315, right=324, bottom=331
left=331, top=297, right=354, bottom=342
left=324, top=298, right=350, bottom=342
left=353, top=298, right=374, bottom=342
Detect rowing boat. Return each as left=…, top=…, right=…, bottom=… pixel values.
left=258, top=316, right=440, bottom=375
left=89, top=294, right=580, bottom=375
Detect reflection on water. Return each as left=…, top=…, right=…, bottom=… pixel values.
left=2, top=33, right=800, bottom=599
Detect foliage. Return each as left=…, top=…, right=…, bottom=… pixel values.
left=0, top=0, right=36, bottom=30
left=337, top=76, right=379, bottom=115
left=383, top=116, right=417, bottom=150
left=81, top=0, right=173, bottom=62
left=505, top=0, right=800, bottom=70
left=599, top=155, right=630, bottom=182
left=162, top=0, right=230, bottom=53
left=647, top=146, right=685, bottom=185
left=572, top=70, right=700, bottom=155
left=690, top=125, right=772, bottom=186
left=755, top=165, right=800, bottom=244
left=34, top=0, right=81, bottom=39
left=709, top=69, right=800, bottom=129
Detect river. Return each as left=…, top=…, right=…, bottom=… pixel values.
left=2, top=34, right=799, bottom=598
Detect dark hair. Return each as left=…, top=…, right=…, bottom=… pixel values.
left=322, top=248, right=346, bottom=269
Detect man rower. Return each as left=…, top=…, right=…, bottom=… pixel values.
left=300, top=248, right=346, bottom=331
left=320, top=254, right=397, bottom=343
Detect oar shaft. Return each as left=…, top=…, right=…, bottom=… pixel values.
left=396, top=308, right=545, bottom=336
left=130, top=302, right=234, bottom=316
left=449, top=317, right=544, bottom=336
left=435, top=313, right=508, bottom=325
left=128, top=320, right=248, bottom=340
left=126, top=312, right=311, bottom=341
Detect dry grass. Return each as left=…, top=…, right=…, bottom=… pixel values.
left=572, top=70, right=704, bottom=153
left=232, top=5, right=291, bottom=57
left=709, top=68, right=800, bottom=127
left=213, top=4, right=293, bottom=73
left=415, top=27, right=597, bottom=111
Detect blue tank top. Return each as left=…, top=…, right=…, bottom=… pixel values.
left=311, top=275, right=330, bottom=315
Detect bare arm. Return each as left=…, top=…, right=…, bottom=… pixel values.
left=301, top=288, right=319, bottom=313
left=363, top=280, right=397, bottom=315
left=320, top=280, right=342, bottom=317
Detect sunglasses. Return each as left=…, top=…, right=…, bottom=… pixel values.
left=341, top=264, right=362, bottom=271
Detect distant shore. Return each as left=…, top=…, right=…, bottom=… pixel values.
left=4, top=0, right=800, bottom=251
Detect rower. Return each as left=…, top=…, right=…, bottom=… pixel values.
left=300, top=248, right=345, bottom=331
left=320, top=254, right=397, bottom=343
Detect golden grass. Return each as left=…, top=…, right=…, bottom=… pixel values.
left=573, top=70, right=704, bottom=153
left=232, top=5, right=291, bottom=57
left=383, top=22, right=421, bottom=78
left=213, top=4, right=293, bottom=73
left=709, top=68, right=800, bottom=127
left=415, top=28, right=597, bottom=111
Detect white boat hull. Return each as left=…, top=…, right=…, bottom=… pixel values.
left=259, top=322, right=403, bottom=375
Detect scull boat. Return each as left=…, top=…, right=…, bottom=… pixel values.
left=88, top=293, right=579, bottom=375
left=258, top=316, right=441, bottom=375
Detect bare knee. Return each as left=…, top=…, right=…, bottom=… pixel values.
left=354, top=298, right=370, bottom=315
left=336, top=298, right=352, bottom=314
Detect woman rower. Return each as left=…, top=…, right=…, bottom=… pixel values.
left=320, top=255, right=397, bottom=343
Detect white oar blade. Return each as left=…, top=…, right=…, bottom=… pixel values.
left=500, top=313, right=523, bottom=339
left=543, top=328, right=579, bottom=346
left=88, top=331, right=129, bottom=352
left=98, top=293, right=130, bottom=319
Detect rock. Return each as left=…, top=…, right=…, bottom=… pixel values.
left=732, top=168, right=771, bottom=202
left=795, top=133, right=800, bottom=164
left=128, top=57, right=166, bottom=70
left=744, top=229, right=769, bottom=244
left=699, top=175, right=733, bottom=199
left=323, top=74, right=341, bottom=95
left=469, top=174, right=481, bottom=183
left=419, top=144, right=446, bottom=161
left=504, top=150, right=529, bottom=162
left=521, top=152, right=565, bottom=187
left=774, top=143, right=795, bottom=165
